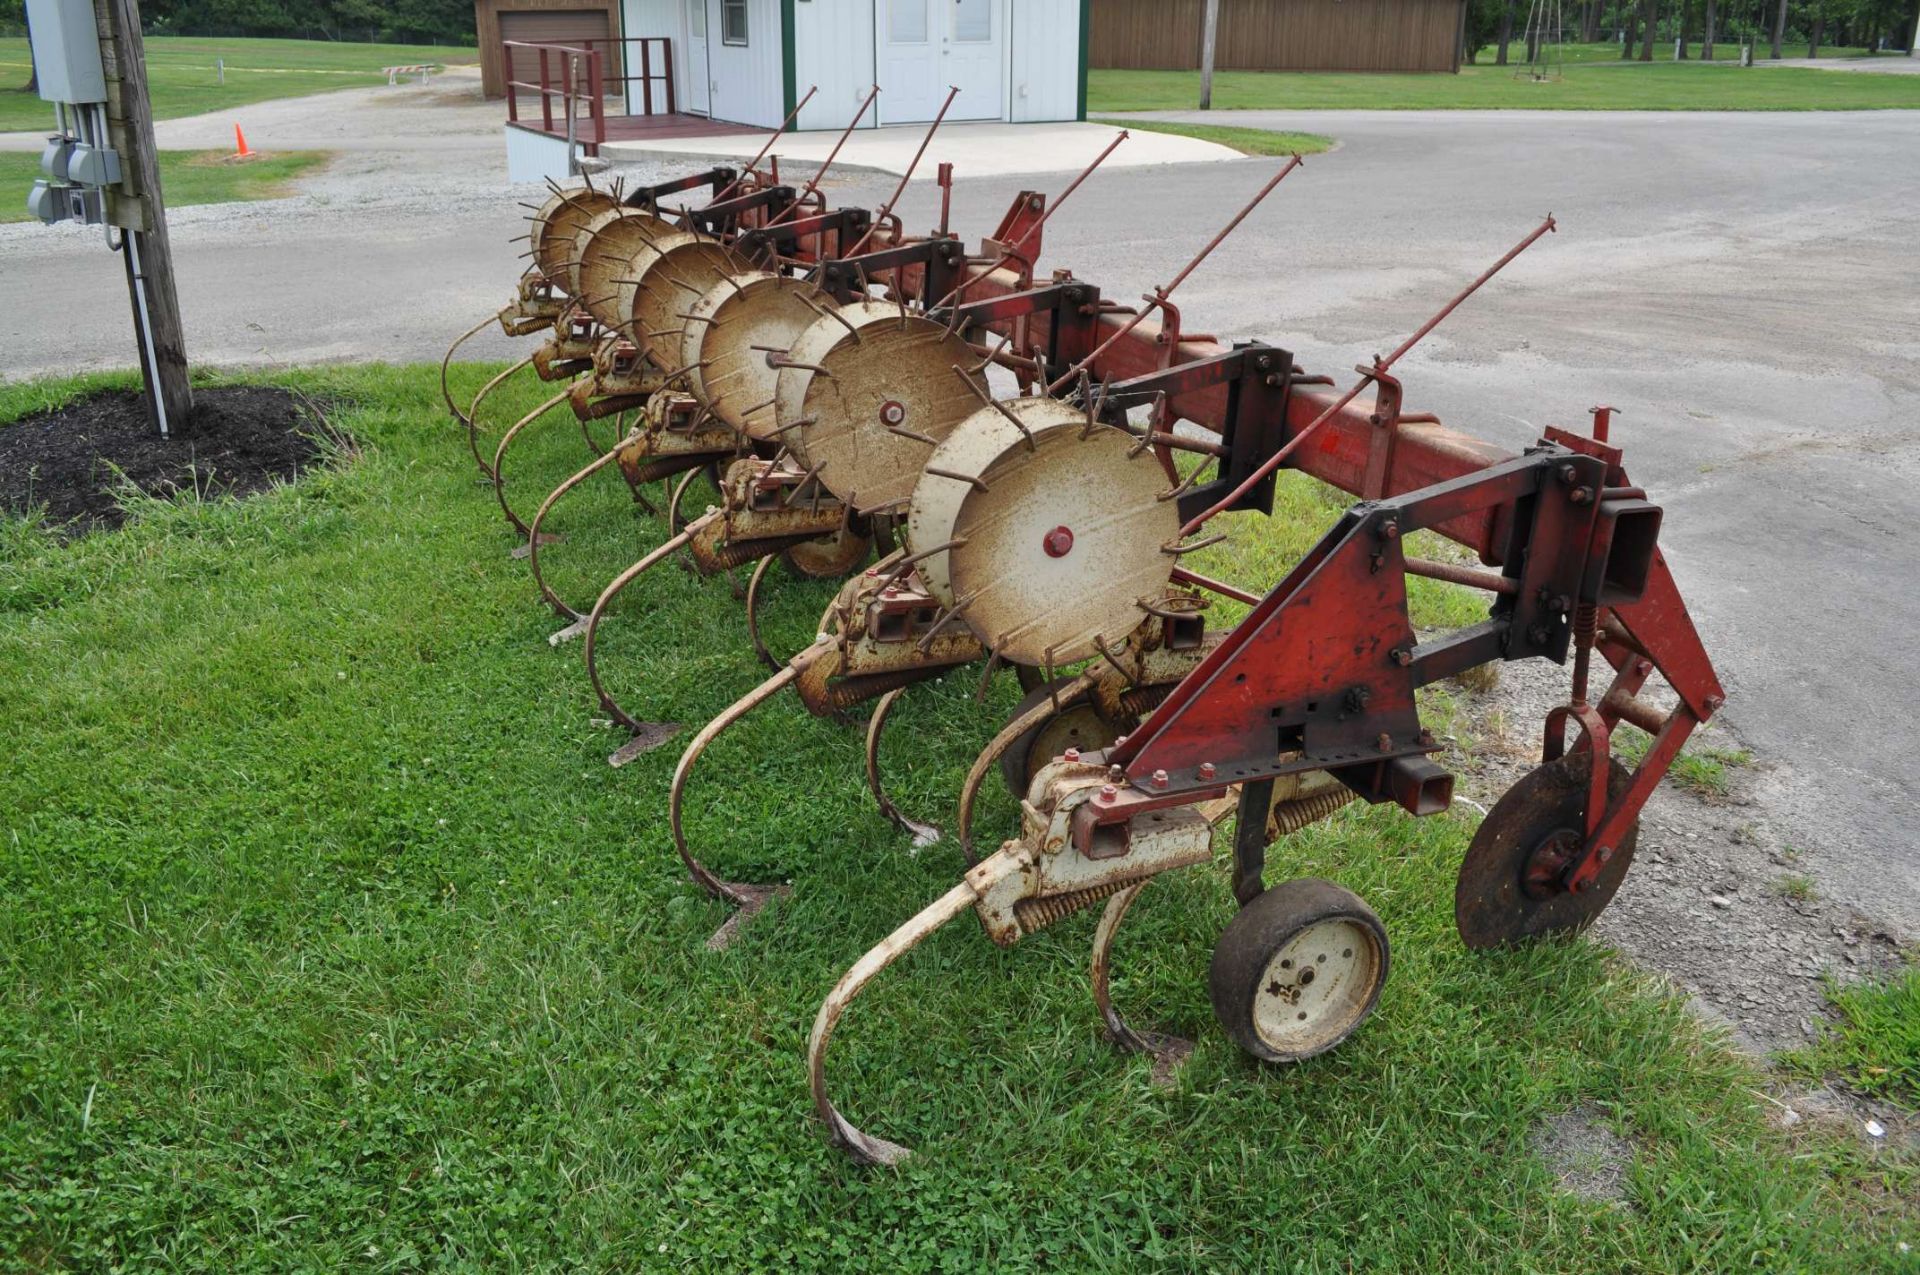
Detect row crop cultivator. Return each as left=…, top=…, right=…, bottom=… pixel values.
left=443, top=97, right=1723, bottom=1166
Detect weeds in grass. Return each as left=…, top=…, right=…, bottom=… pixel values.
left=1789, top=968, right=1920, bottom=1112
left=1771, top=875, right=1819, bottom=903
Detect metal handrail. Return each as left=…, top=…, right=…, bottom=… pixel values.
left=503, top=36, right=676, bottom=156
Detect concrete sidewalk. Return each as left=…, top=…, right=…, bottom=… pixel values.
left=600, top=120, right=1240, bottom=179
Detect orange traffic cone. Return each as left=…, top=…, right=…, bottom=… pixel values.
left=234, top=124, right=252, bottom=158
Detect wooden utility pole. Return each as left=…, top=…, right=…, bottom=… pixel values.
left=96, top=0, right=191, bottom=434
left=1199, top=0, right=1220, bottom=109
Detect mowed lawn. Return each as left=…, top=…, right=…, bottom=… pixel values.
left=0, top=148, right=329, bottom=223
left=1092, top=56, right=1920, bottom=113
left=0, top=367, right=1914, bottom=1270
left=0, top=37, right=477, bottom=133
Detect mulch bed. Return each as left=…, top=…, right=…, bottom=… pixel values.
left=0, top=386, right=338, bottom=537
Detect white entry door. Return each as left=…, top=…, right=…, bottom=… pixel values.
left=684, top=0, right=710, bottom=115
left=878, top=0, right=1004, bottom=124
left=943, top=0, right=1003, bottom=120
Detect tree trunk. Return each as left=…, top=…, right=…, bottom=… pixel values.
left=1640, top=0, right=1657, bottom=58
left=1703, top=0, right=1717, bottom=58
left=1678, top=0, right=1691, bottom=55
left=1808, top=12, right=1823, bottom=56
left=1771, top=0, right=1788, bottom=57
left=1621, top=0, right=1638, bottom=56
left=1905, top=0, right=1917, bottom=54
left=1497, top=0, right=1515, bottom=64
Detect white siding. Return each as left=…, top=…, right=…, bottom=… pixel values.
left=620, top=0, right=683, bottom=114
left=1009, top=0, right=1083, bottom=123
left=703, top=0, right=785, bottom=128
left=791, top=0, right=877, bottom=131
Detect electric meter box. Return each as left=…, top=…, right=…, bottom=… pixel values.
left=25, top=0, right=108, bottom=105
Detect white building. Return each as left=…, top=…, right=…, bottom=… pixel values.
left=618, top=0, right=1090, bottom=131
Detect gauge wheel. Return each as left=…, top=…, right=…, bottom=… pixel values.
left=998, top=677, right=1125, bottom=798
left=1209, top=878, right=1390, bottom=1064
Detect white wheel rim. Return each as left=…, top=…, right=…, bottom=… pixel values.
left=1251, top=916, right=1382, bottom=1057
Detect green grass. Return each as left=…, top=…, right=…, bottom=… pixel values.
left=1091, top=58, right=1920, bottom=113
left=1612, top=726, right=1752, bottom=798
left=1528, top=39, right=1880, bottom=63
left=1092, top=117, right=1334, bottom=156
left=0, top=147, right=330, bottom=224
left=1, top=366, right=1915, bottom=1270
left=1790, top=967, right=1920, bottom=1112
left=0, top=36, right=478, bottom=133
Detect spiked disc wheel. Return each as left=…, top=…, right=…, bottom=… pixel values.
left=1454, top=753, right=1640, bottom=950
left=775, top=301, right=983, bottom=512
left=574, top=208, right=676, bottom=328
left=624, top=232, right=741, bottom=363
left=528, top=187, right=621, bottom=287
left=910, top=402, right=1179, bottom=667
left=681, top=272, right=836, bottom=439
left=1209, top=878, right=1389, bottom=1064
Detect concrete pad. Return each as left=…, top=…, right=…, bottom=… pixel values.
left=601, top=120, right=1241, bottom=179
left=1762, top=55, right=1920, bottom=73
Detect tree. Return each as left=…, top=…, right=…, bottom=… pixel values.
left=1772, top=0, right=1789, bottom=56
left=1640, top=0, right=1658, bottom=56
left=1461, top=0, right=1508, bottom=62
left=1703, top=0, right=1717, bottom=58
left=1497, top=0, right=1515, bottom=63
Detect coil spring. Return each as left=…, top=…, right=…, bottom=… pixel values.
left=1267, top=787, right=1358, bottom=839
left=1115, top=682, right=1174, bottom=720
left=1013, top=872, right=1155, bottom=935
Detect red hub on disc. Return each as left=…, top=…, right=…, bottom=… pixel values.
left=1042, top=525, right=1074, bottom=558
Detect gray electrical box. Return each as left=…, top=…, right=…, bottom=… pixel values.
left=25, top=0, right=108, bottom=105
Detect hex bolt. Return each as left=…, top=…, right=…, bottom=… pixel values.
left=879, top=400, right=906, bottom=426
left=1063, top=747, right=1081, bottom=763
left=1097, top=784, right=1117, bottom=804
left=1376, top=733, right=1393, bottom=751
left=1418, top=728, right=1435, bottom=746
left=1114, top=734, right=1129, bottom=748
left=1559, top=464, right=1578, bottom=486
left=1197, top=761, right=1217, bottom=780
left=1151, top=769, right=1169, bottom=789
left=1597, top=845, right=1615, bottom=864
left=1391, top=647, right=1413, bottom=667
left=1379, top=521, right=1400, bottom=540
left=1571, top=486, right=1594, bottom=505
left=1042, top=525, right=1075, bottom=558
left=1107, top=763, right=1125, bottom=783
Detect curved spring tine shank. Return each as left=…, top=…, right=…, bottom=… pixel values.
left=492, top=387, right=574, bottom=541
left=669, top=664, right=801, bottom=910
left=668, top=466, right=708, bottom=538
left=465, top=355, right=535, bottom=479
left=744, top=553, right=781, bottom=671
left=864, top=687, right=941, bottom=848
left=441, top=310, right=500, bottom=433
left=956, top=672, right=1096, bottom=865
left=530, top=446, right=626, bottom=633
left=582, top=520, right=707, bottom=735
left=807, top=847, right=1029, bottom=1166
left=1090, top=881, right=1193, bottom=1078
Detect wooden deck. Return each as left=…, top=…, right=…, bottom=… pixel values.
left=509, top=111, right=749, bottom=154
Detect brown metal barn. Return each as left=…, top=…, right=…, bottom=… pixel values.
left=475, top=0, right=624, bottom=99
left=1091, top=0, right=1464, bottom=74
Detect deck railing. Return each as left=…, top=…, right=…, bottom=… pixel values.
left=503, top=36, right=676, bottom=156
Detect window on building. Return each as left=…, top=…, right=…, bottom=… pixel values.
left=721, top=0, right=748, bottom=45
left=889, top=0, right=928, bottom=43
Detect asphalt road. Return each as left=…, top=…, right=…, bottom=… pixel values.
left=3, top=106, right=1916, bottom=938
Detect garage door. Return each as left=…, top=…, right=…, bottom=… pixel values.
left=500, top=9, right=618, bottom=94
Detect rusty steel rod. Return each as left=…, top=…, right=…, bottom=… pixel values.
left=932, top=130, right=1129, bottom=312
left=1045, top=155, right=1304, bottom=397
left=842, top=86, right=959, bottom=258
left=705, top=86, right=818, bottom=206
left=1175, top=215, right=1558, bottom=540
left=768, top=86, right=880, bottom=227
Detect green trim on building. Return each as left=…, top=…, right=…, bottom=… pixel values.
left=1076, top=0, right=1090, bottom=122
left=781, top=0, right=798, bottom=130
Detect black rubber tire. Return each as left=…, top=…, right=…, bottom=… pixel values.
left=1209, top=878, right=1390, bottom=1064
